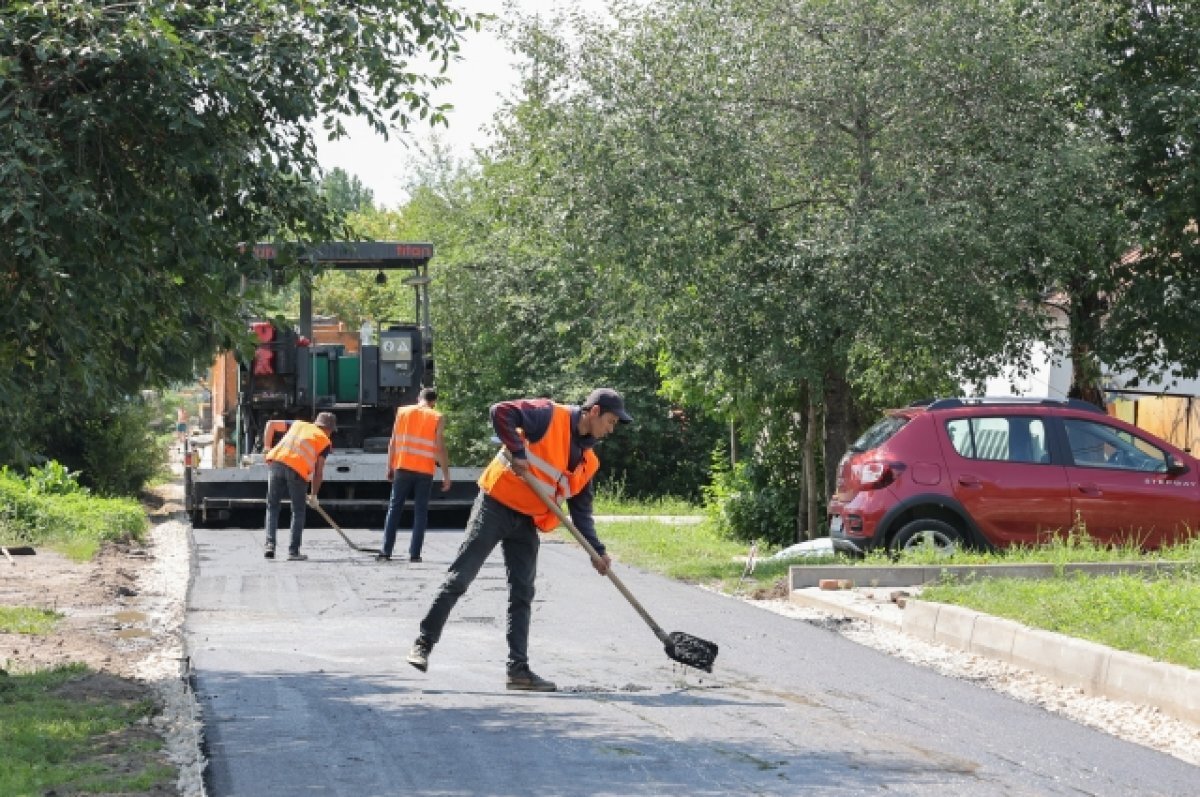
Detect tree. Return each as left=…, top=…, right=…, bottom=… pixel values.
left=467, top=0, right=1130, bottom=542
left=322, top=168, right=376, bottom=215
left=0, top=0, right=477, bottom=465
left=1086, top=2, right=1200, bottom=389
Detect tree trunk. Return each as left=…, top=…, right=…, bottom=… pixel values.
left=805, top=389, right=820, bottom=540
left=822, top=368, right=859, bottom=501
left=729, top=419, right=739, bottom=467
left=1067, top=286, right=1108, bottom=408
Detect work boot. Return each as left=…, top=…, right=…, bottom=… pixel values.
left=287, top=551, right=307, bottom=561
left=375, top=553, right=391, bottom=562
left=408, top=555, right=423, bottom=563
left=406, top=638, right=432, bottom=672
left=264, top=543, right=275, bottom=559
left=506, top=664, right=557, bottom=692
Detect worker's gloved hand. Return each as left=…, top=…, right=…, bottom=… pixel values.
left=306, top=495, right=318, bottom=508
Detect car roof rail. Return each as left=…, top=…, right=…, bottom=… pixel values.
left=924, top=396, right=1105, bottom=414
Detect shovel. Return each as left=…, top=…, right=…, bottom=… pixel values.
left=508, top=455, right=719, bottom=672
left=1, top=545, right=36, bottom=565
left=305, top=497, right=381, bottom=554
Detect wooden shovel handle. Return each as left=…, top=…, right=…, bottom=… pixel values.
left=504, top=452, right=670, bottom=644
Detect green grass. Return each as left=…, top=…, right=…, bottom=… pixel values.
left=0, top=665, right=174, bottom=796
left=0, top=469, right=147, bottom=562
left=581, top=516, right=793, bottom=594
left=592, top=483, right=701, bottom=516
left=0, top=606, right=62, bottom=635
left=870, top=531, right=1200, bottom=567
left=923, top=571, right=1200, bottom=669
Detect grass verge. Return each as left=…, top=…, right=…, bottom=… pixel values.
left=0, top=466, right=147, bottom=561
left=0, top=665, right=174, bottom=796
left=922, top=570, right=1200, bottom=669
left=582, top=517, right=793, bottom=595
left=0, top=465, right=172, bottom=794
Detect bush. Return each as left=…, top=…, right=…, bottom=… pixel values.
left=0, top=465, right=146, bottom=554
left=704, top=455, right=796, bottom=546
left=31, top=397, right=167, bottom=498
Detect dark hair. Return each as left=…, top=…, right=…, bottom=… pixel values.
left=419, top=387, right=438, bottom=403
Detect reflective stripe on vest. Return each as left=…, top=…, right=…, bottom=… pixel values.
left=477, top=404, right=599, bottom=531
left=264, top=421, right=330, bottom=481
left=389, top=405, right=442, bottom=475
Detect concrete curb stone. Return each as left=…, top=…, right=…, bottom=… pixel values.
left=788, top=561, right=1187, bottom=589
left=789, top=587, right=1198, bottom=727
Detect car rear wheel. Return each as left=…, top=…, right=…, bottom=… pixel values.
left=890, top=518, right=964, bottom=556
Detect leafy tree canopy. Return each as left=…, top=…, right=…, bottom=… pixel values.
left=0, top=0, right=477, bottom=464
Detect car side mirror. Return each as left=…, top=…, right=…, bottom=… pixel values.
left=1166, top=455, right=1188, bottom=476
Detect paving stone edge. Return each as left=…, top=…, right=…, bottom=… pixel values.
left=790, top=589, right=1199, bottom=727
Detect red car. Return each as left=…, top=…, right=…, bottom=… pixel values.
left=828, top=397, right=1200, bottom=554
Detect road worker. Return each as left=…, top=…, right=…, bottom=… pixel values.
left=262, top=412, right=336, bottom=561
left=377, top=387, right=452, bottom=562
left=405, top=388, right=632, bottom=691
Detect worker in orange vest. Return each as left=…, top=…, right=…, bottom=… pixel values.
left=405, top=388, right=632, bottom=692
left=261, top=418, right=293, bottom=451
left=262, top=412, right=336, bottom=561
left=377, top=388, right=451, bottom=562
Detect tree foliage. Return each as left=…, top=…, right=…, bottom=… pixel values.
left=1088, top=1, right=1200, bottom=387
left=442, top=0, right=1193, bottom=537
left=0, top=0, right=476, bottom=466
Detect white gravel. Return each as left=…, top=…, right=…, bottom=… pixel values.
left=745, top=596, right=1200, bottom=767
left=135, top=511, right=207, bottom=797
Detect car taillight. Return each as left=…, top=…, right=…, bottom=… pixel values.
left=856, top=460, right=892, bottom=488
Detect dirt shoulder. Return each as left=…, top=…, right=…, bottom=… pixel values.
left=0, top=480, right=203, bottom=797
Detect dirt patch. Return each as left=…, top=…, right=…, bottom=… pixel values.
left=0, top=480, right=201, bottom=796
left=2, top=543, right=149, bottom=674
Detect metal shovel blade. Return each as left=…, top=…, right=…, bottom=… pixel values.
left=665, top=631, right=719, bottom=673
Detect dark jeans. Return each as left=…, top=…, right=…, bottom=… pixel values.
left=418, top=491, right=539, bottom=669
left=264, top=461, right=308, bottom=554
left=380, top=469, right=434, bottom=557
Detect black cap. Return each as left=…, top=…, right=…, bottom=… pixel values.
left=583, top=388, right=633, bottom=423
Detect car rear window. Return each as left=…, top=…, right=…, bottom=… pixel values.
left=851, top=415, right=909, bottom=452
left=946, top=416, right=1048, bottom=463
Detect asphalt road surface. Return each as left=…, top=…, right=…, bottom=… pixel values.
left=187, top=520, right=1199, bottom=796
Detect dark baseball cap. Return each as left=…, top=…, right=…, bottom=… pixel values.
left=314, top=412, right=337, bottom=431
left=583, top=388, right=633, bottom=423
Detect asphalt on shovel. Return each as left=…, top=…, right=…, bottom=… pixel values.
left=509, top=456, right=719, bottom=673
left=305, top=497, right=382, bottom=555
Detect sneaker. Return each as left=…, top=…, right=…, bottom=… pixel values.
left=506, top=665, right=557, bottom=692
left=408, top=555, right=423, bottom=563
left=264, top=544, right=275, bottom=559
left=375, top=553, right=391, bottom=562
left=406, top=639, right=432, bottom=672
left=287, top=552, right=308, bottom=561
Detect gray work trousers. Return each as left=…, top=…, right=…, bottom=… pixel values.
left=418, top=491, right=539, bottom=668
left=264, top=461, right=308, bottom=555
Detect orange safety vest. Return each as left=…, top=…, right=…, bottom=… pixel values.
left=478, top=404, right=599, bottom=531
left=265, top=421, right=331, bottom=482
left=388, top=404, right=442, bottom=475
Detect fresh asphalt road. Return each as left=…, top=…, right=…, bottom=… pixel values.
left=187, top=521, right=1199, bottom=797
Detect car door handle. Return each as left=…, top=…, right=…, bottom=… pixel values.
left=957, top=475, right=982, bottom=488
left=1076, top=483, right=1103, bottom=496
